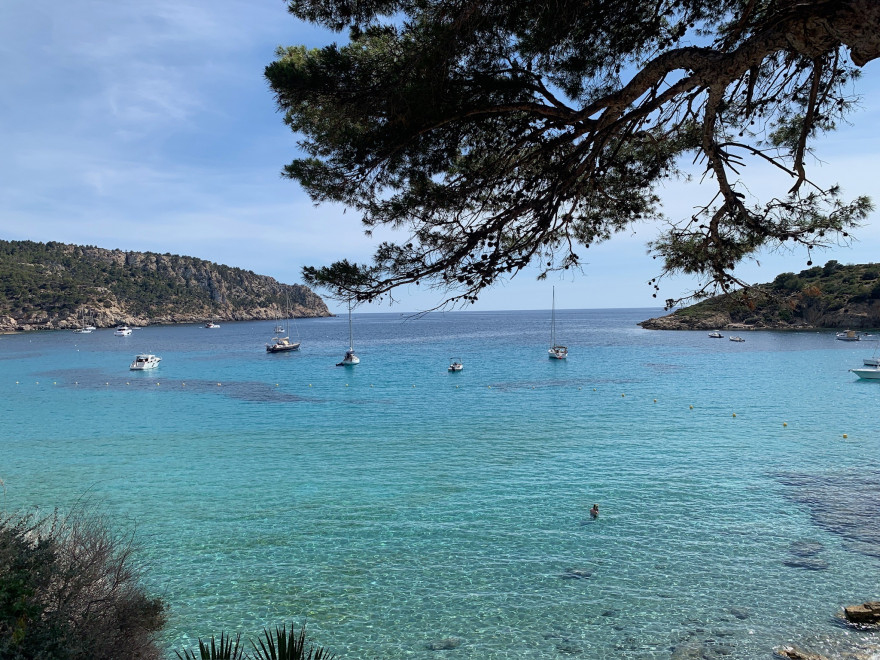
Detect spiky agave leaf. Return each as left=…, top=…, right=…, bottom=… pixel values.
left=175, top=631, right=245, bottom=660
left=251, top=623, right=334, bottom=660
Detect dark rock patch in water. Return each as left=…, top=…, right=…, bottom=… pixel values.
left=670, top=638, right=735, bottom=659
left=783, top=557, right=830, bottom=571
left=555, top=642, right=584, bottom=654
left=777, top=470, right=880, bottom=559
left=49, top=371, right=324, bottom=403
left=561, top=567, right=592, bottom=580
left=426, top=637, right=462, bottom=651
left=727, top=607, right=749, bottom=620
left=789, top=540, right=824, bottom=557
left=774, top=646, right=828, bottom=660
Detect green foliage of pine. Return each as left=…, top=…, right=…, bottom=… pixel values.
left=267, top=0, right=879, bottom=307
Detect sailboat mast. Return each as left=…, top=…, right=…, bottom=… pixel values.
left=551, top=286, right=556, bottom=348
left=348, top=299, right=353, bottom=350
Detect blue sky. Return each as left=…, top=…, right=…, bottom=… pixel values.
left=2, top=0, right=880, bottom=315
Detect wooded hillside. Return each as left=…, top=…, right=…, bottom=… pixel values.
left=0, top=240, right=330, bottom=331
left=640, top=261, right=880, bottom=330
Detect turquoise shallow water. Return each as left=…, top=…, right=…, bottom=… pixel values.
left=1, top=309, right=879, bottom=659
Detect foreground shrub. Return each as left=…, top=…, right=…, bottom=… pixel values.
left=0, top=508, right=166, bottom=660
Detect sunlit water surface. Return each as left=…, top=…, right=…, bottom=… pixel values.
left=2, top=309, right=879, bottom=658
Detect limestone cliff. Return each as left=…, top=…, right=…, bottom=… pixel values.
left=0, top=240, right=331, bottom=332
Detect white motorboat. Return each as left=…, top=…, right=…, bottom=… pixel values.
left=129, top=354, right=161, bottom=370
left=114, top=326, right=132, bottom=336
left=204, top=320, right=220, bottom=329
left=850, top=366, right=880, bottom=380
left=708, top=331, right=723, bottom=338
left=729, top=336, right=745, bottom=342
left=336, top=301, right=359, bottom=366
left=448, top=357, right=463, bottom=372
left=836, top=330, right=861, bottom=341
left=849, top=347, right=880, bottom=378
left=548, top=287, right=568, bottom=360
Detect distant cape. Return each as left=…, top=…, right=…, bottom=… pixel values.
left=640, top=260, right=880, bottom=331
left=0, top=240, right=332, bottom=332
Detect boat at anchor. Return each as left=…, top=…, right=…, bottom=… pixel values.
left=129, top=354, right=161, bottom=370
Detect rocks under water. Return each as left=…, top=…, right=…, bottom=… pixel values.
left=777, top=471, right=880, bottom=559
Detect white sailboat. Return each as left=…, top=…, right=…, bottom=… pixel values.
left=548, top=287, right=568, bottom=359
left=72, top=309, right=92, bottom=334
left=266, top=295, right=301, bottom=353
left=337, top=300, right=360, bottom=366
left=272, top=301, right=285, bottom=333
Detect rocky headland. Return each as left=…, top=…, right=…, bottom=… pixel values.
left=0, top=240, right=331, bottom=332
left=640, top=260, right=880, bottom=331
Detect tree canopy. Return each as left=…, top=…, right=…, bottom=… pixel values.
left=266, top=0, right=879, bottom=307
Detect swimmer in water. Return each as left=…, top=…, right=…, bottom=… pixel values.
left=589, top=504, right=599, bottom=519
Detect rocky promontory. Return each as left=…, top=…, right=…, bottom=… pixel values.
left=641, top=260, right=880, bottom=331
left=0, top=240, right=331, bottom=332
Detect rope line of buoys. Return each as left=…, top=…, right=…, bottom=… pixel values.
left=0, top=379, right=860, bottom=440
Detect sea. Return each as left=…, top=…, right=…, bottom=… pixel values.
left=1, top=308, right=878, bottom=659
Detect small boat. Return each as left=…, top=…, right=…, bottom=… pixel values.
left=266, top=336, right=301, bottom=353
left=267, top=295, right=301, bottom=353
left=548, top=287, right=568, bottom=359
left=129, top=354, right=161, bottom=370
left=849, top=347, right=880, bottom=378
left=337, top=349, right=360, bottom=366
left=114, top=326, right=132, bottom=336
left=336, top=301, right=359, bottom=366
left=708, top=331, right=723, bottom=338
left=73, top=310, right=93, bottom=333
left=850, top=366, right=880, bottom=380
left=204, top=320, right=220, bottom=329
left=729, top=336, right=745, bottom=342
left=836, top=330, right=861, bottom=341
left=448, top=357, right=463, bottom=372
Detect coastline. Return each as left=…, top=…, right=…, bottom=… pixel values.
left=0, top=311, right=335, bottom=334
left=639, top=309, right=879, bottom=332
